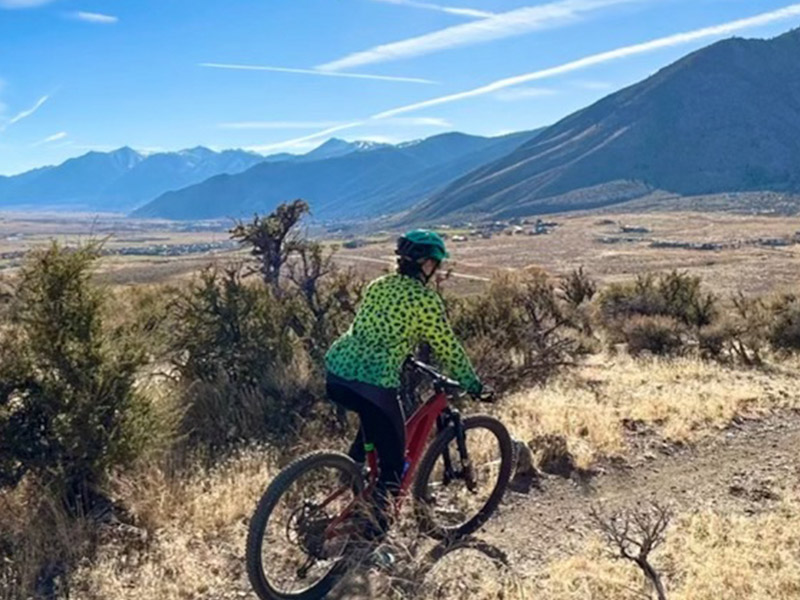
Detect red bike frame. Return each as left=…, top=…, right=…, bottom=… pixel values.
left=369, top=388, right=448, bottom=502
left=324, top=388, right=449, bottom=537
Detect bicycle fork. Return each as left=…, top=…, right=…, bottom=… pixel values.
left=438, top=410, right=478, bottom=493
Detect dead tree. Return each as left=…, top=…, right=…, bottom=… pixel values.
left=590, top=502, right=672, bottom=600
left=229, top=199, right=310, bottom=293
left=286, top=241, right=365, bottom=363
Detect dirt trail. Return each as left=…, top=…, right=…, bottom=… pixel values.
left=482, top=410, right=800, bottom=573
left=245, top=411, right=800, bottom=599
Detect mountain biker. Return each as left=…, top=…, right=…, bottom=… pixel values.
left=324, top=229, right=483, bottom=538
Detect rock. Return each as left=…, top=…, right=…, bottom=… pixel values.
left=508, top=439, right=541, bottom=493
left=512, top=439, right=537, bottom=476
left=530, top=434, right=575, bottom=478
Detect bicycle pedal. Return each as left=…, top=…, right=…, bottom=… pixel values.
left=368, top=547, right=396, bottom=570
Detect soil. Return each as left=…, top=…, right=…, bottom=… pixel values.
left=327, top=409, right=800, bottom=598
left=485, top=409, right=800, bottom=574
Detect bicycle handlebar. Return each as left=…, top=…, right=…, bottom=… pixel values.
left=406, top=357, right=461, bottom=390
left=405, top=357, right=496, bottom=402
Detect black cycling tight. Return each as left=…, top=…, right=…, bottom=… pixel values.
left=326, top=372, right=406, bottom=499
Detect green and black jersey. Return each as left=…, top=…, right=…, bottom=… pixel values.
left=325, top=273, right=481, bottom=393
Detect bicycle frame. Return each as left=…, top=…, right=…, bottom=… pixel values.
left=391, top=388, right=448, bottom=501
left=323, top=388, right=451, bottom=538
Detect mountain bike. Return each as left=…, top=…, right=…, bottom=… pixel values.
left=245, top=358, right=514, bottom=600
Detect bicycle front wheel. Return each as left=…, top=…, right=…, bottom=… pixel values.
left=246, top=451, right=365, bottom=600
left=413, top=415, right=513, bottom=540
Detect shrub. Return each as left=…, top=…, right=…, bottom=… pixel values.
left=169, top=265, right=312, bottom=452
left=560, top=266, right=597, bottom=309
left=598, top=271, right=716, bottom=355
left=0, top=242, right=156, bottom=512
left=698, top=294, right=769, bottom=365
left=560, top=266, right=598, bottom=336
left=168, top=202, right=366, bottom=454
left=285, top=241, right=365, bottom=365
left=599, top=271, right=716, bottom=330
left=623, top=315, right=686, bottom=356
left=767, top=293, right=800, bottom=353
left=450, top=269, right=584, bottom=391
left=229, top=199, right=309, bottom=291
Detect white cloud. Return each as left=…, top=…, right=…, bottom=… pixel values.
left=219, top=121, right=345, bottom=130
left=572, top=79, right=615, bottom=90
left=318, top=0, right=640, bottom=71
left=371, top=4, right=800, bottom=118
left=71, top=11, right=118, bottom=23
left=246, top=122, right=366, bottom=153
left=200, top=63, right=436, bottom=84
left=268, top=4, right=800, bottom=151
left=243, top=117, right=451, bottom=153
left=385, top=116, right=452, bottom=127
left=0, top=0, right=55, bottom=8
left=0, top=94, right=49, bottom=132
left=371, top=0, right=494, bottom=19
left=31, top=131, right=67, bottom=147
left=493, top=87, right=559, bottom=101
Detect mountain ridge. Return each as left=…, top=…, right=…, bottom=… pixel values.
left=409, top=28, right=800, bottom=221
left=130, top=130, right=540, bottom=220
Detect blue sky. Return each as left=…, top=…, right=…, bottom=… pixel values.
left=1, top=0, right=799, bottom=175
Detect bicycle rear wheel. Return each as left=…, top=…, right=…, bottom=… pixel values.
left=413, top=415, right=513, bottom=540
left=246, top=451, right=365, bottom=600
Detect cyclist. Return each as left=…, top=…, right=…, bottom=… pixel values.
left=324, top=229, right=483, bottom=538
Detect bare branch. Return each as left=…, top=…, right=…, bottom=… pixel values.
left=590, top=502, right=673, bottom=600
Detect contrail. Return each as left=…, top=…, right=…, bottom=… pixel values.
left=200, top=63, right=436, bottom=85
left=261, top=4, right=800, bottom=151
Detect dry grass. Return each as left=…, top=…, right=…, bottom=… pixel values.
left=70, top=448, right=278, bottom=600
left=60, top=353, right=800, bottom=600
left=532, top=495, right=800, bottom=600
left=500, top=354, right=800, bottom=468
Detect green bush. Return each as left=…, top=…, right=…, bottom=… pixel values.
left=0, top=242, right=156, bottom=511
left=169, top=265, right=313, bottom=452
left=598, top=271, right=716, bottom=356
left=767, top=293, right=800, bottom=353
left=623, top=315, right=686, bottom=356
left=450, top=269, right=584, bottom=391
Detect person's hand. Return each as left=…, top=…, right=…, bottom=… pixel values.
left=472, top=386, right=496, bottom=403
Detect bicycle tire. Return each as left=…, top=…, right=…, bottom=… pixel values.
left=412, top=415, right=513, bottom=540
left=246, top=451, right=364, bottom=600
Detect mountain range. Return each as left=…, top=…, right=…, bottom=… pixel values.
left=411, top=28, right=800, bottom=221
left=130, top=131, right=538, bottom=220
left=3, top=28, right=800, bottom=222
left=0, top=146, right=265, bottom=212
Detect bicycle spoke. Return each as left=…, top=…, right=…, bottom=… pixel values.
left=418, top=423, right=506, bottom=531
left=257, top=464, right=359, bottom=595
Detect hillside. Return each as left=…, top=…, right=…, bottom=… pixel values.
left=410, top=28, right=800, bottom=221
left=130, top=131, right=538, bottom=220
